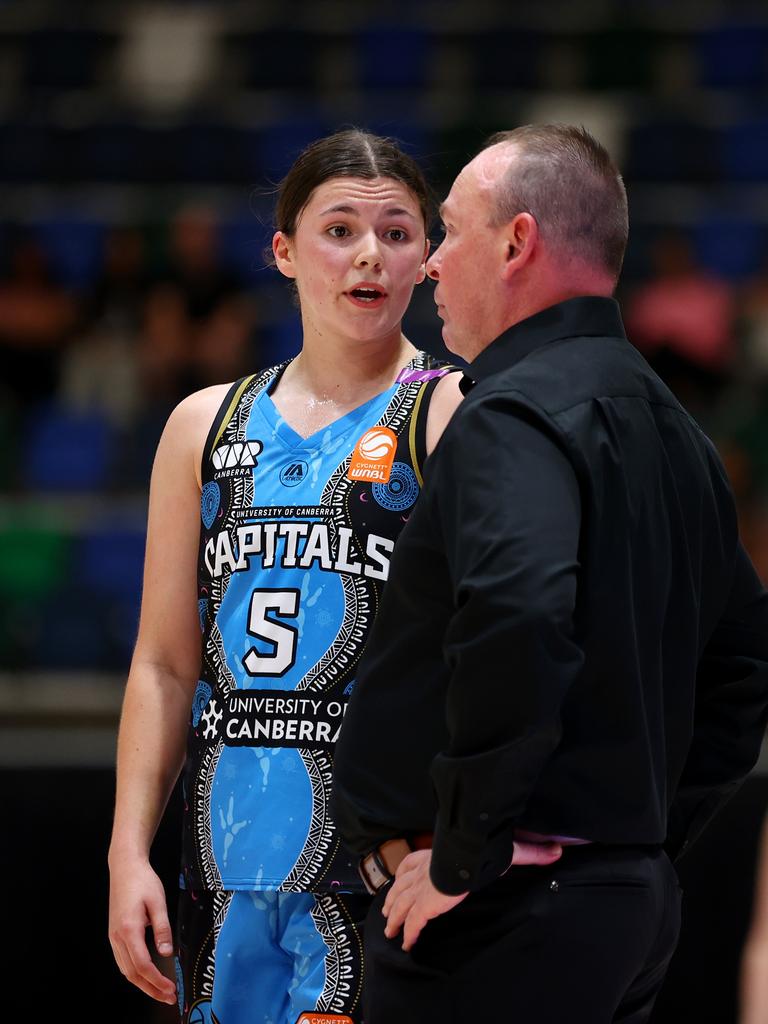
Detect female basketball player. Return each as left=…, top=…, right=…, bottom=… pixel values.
left=107, top=129, right=464, bottom=1024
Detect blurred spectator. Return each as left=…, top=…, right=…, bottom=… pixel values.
left=740, top=257, right=768, bottom=380
left=59, top=226, right=150, bottom=429
left=151, top=204, right=259, bottom=395
left=0, top=231, right=79, bottom=407
left=624, top=231, right=736, bottom=418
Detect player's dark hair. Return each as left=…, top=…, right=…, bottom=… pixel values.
left=482, top=124, right=628, bottom=282
left=275, top=128, right=432, bottom=235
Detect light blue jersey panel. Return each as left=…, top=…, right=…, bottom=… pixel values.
left=211, top=381, right=397, bottom=887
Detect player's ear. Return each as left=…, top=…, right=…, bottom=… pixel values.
left=273, top=231, right=296, bottom=279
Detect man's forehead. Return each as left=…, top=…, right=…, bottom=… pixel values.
left=443, top=143, right=517, bottom=214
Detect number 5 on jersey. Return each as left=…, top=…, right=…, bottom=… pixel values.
left=243, top=589, right=300, bottom=677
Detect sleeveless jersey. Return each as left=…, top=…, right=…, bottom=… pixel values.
left=181, top=350, right=454, bottom=893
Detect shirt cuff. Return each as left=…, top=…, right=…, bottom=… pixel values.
left=429, top=819, right=517, bottom=895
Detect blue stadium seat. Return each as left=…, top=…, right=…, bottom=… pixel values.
left=357, top=25, right=433, bottom=91
left=692, top=217, right=767, bottom=281
left=696, top=23, right=768, bottom=90
left=166, top=121, right=249, bottom=184
left=254, top=116, right=330, bottom=182
left=722, top=118, right=768, bottom=181
left=31, top=218, right=106, bottom=289
left=74, top=526, right=146, bottom=601
left=625, top=116, right=719, bottom=183
left=235, top=30, right=315, bottom=91
left=218, top=213, right=274, bottom=287
left=263, top=318, right=302, bottom=366
left=23, top=405, right=113, bottom=492
left=0, top=122, right=60, bottom=182
left=29, top=588, right=113, bottom=670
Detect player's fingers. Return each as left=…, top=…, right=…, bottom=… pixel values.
left=112, top=933, right=174, bottom=1003
left=122, top=928, right=178, bottom=1004
left=147, top=896, right=175, bottom=958
left=510, top=840, right=563, bottom=866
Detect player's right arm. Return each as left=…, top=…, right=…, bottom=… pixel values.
left=108, top=384, right=229, bottom=1005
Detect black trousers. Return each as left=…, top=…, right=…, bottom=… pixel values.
left=363, top=844, right=682, bottom=1024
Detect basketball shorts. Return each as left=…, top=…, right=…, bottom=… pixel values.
left=175, top=888, right=370, bottom=1024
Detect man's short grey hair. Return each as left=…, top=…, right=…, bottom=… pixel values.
left=482, top=124, right=629, bottom=281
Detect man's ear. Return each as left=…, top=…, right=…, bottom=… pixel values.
left=273, top=231, right=296, bottom=279
left=503, top=213, right=538, bottom=278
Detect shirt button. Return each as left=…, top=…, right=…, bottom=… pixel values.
left=479, top=812, right=489, bottom=821
left=459, top=869, right=471, bottom=880
left=549, top=880, right=559, bottom=892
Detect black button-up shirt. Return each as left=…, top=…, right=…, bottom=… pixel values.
left=332, top=296, right=768, bottom=896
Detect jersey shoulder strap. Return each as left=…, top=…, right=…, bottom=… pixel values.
left=408, top=364, right=462, bottom=486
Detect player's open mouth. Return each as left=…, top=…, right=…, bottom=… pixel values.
left=346, top=286, right=387, bottom=308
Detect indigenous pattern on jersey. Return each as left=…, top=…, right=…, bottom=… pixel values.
left=176, top=888, right=368, bottom=1024
left=181, top=351, right=453, bottom=893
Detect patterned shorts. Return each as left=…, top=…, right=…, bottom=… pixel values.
left=175, top=888, right=370, bottom=1024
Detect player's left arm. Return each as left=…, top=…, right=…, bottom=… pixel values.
left=425, top=371, right=464, bottom=455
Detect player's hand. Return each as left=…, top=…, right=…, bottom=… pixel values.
left=108, top=857, right=177, bottom=1005
left=382, top=850, right=467, bottom=951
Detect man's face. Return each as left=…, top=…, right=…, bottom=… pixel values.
left=426, top=148, right=512, bottom=361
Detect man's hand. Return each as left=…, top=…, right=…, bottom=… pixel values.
left=382, top=850, right=466, bottom=951
left=382, top=839, right=563, bottom=951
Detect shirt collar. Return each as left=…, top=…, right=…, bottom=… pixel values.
left=460, top=295, right=626, bottom=394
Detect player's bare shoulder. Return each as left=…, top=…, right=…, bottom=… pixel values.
left=156, top=383, right=235, bottom=490
left=425, top=369, right=465, bottom=454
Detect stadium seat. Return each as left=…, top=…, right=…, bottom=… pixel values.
left=31, top=218, right=106, bottom=289
left=625, top=116, right=720, bottom=183
left=0, top=516, right=70, bottom=600
left=22, top=405, right=114, bottom=492
left=356, top=25, right=433, bottom=91
left=470, top=30, right=544, bottom=91
left=696, top=23, right=768, bottom=90
left=74, top=526, right=147, bottom=601
left=692, top=216, right=767, bottom=281
left=722, top=118, right=768, bottom=182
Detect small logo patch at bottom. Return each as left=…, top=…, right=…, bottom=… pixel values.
left=295, top=1015, right=354, bottom=1024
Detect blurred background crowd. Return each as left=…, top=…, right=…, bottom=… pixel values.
left=4, top=0, right=768, bottom=685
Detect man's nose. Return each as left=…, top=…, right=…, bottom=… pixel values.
left=426, top=250, right=440, bottom=280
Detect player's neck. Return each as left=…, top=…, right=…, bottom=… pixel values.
left=269, top=333, right=418, bottom=439
left=285, top=333, right=417, bottom=403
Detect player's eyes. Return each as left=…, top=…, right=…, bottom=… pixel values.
left=386, top=228, right=408, bottom=242
left=327, top=225, right=349, bottom=238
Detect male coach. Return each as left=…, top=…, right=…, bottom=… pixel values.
left=332, top=124, right=768, bottom=1023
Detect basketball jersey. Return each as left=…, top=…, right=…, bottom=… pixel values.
left=181, top=351, right=454, bottom=893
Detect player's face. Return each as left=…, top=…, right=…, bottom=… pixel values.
left=273, top=176, right=428, bottom=346
left=426, top=149, right=511, bottom=361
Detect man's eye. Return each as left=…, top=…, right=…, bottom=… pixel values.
left=328, top=225, right=349, bottom=238
left=386, top=228, right=407, bottom=242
